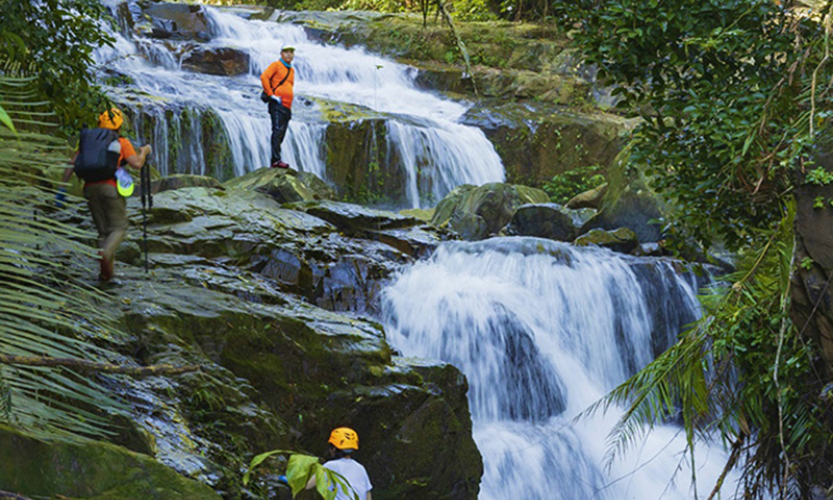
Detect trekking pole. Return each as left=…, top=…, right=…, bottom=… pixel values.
left=140, top=163, right=150, bottom=273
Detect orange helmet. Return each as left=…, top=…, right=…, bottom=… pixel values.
left=328, top=427, right=359, bottom=451
left=98, top=108, right=124, bottom=130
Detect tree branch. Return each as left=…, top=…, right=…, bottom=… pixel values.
left=0, top=490, right=33, bottom=500
left=706, top=432, right=746, bottom=500
left=0, top=354, right=200, bottom=376
left=436, top=0, right=479, bottom=98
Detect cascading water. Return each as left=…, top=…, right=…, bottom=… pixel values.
left=94, top=1, right=504, bottom=207
left=381, top=237, right=740, bottom=499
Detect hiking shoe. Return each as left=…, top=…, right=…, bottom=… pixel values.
left=270, top=161, right=290, bottom=169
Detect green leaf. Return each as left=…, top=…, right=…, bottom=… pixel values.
left=0, top=104, right=15, bottom=134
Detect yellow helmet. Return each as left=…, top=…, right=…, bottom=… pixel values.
left=328, top=427, right=359, bottom=451
left=98, top=108, right=124, bottom=130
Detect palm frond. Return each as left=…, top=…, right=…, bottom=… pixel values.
left=0, top=74, right=129, bottom=440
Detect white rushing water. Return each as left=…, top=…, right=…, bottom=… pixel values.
left=381, top=238, right=740, bottom=499
left=94, top=1, right=505, bottom=206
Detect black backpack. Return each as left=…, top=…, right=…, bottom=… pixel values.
left=74, top=128, right=120, bottom=182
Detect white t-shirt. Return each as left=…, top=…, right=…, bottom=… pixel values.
left=323, top=458, right=372, bottom=500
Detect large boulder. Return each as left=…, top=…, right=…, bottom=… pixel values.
left=580, top=189, right=664, bottom=244
left=506, top=203, right=578, bottom=242
left=0, top=425, right=222, bottom=500
left=182, top=46, right=250, bottom=76
left=431, top=183, right=550, bottom=240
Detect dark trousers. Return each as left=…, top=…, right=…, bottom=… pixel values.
left=268, top=100, right=291, bottom=163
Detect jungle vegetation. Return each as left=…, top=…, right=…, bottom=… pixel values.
left=2, top=0, right=833, bottom=497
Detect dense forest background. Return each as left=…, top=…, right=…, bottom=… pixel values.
left=2, top=0, right=833, bottom=498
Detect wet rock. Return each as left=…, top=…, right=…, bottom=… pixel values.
left=152, top=174, right=224, bottom=194
left=432, top=183, right=550, bottom=240
left=463, top=102, right=635, bottom=187
left=565, top=183, right=608, bottom=209
left=506, top=203, right=577, bottom=242
left=631, top=242, right=664, bottom=257
left=574, top=227, right=638, bottom=254
left=182, top=46, right=250, bottom=76
left=224, top=167, right=336, bottom=203
left=142, top=2, right=212, bottom=41
left=323, top=117, right=410, bottom=205
left=289, top=200, right=422, bottom=232
left=0, top=424, right=221, bottom=500
left=581, top=190, right=664, bottom=243
left=399, top=207, right=434, bottom=222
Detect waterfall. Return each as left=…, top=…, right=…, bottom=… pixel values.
left=380, top=237, right=740, bottom=499
left=93, top=1, right=505, bottom=206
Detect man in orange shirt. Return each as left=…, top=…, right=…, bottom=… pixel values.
left=61, top=108, right=152, bottom=281
left=260, top=45, right=295, bottom=169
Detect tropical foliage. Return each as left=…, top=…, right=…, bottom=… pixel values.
left=0, top=0, right=113, bottom=133
left=0, top=75, right=128, bottom=440
left=244, top=450, right=360, bottom=500
left=542, top=164, right=605, bottom=204
left=560, top=0, right=833, bottom=497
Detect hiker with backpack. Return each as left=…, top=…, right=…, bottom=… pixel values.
left=260, top=45, right=295, bottom=169
left=59, top=108, right=152, bottom=281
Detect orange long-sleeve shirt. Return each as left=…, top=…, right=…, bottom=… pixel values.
left=260, top=61, right=294, bottom=109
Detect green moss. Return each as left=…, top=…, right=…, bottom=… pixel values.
left=0, top=425, right=221, bottom=500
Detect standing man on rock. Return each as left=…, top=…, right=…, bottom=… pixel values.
left=261, top=45, right=295, bottom=169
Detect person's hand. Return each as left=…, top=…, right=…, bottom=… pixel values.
left=55, top=187, right=67, bottom=208
left=142, top=144, right=153, bottom=155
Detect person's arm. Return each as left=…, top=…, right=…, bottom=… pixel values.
left=125, top=144, right=152, bottom=169
left=62, top=152, right=78, bottom=182
left=260, top=63, right=277, bottom=95
left=366, top=491, right=372, bottom=500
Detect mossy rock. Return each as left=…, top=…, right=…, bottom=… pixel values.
left=152, top=174, right=224, bottom=194
left=223, top=168, right=336, bottom=203
left=432, top=182, right=549, bottom=240
left=581, top=190, right=664, bottom=244
left=506, top=203, right=577, bottom=241
left=573, top=227, right=638, bottom=254
left=463, top=102, right=635, bottom=188
left=0, top=424, right=221, bottom=500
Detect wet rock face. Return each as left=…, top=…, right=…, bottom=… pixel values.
left=0, top=425, right=222, bottom=500
left=223, top=167, right=337, bottom=204
left=142, top=2, right=212, bottom=41
left=151, top=174, right=224, bottom=194
left=182, top=46, right=251, bottom=76
left=45, top=169, right=482, bottom=499
left=432, top=183, right=550, bottom=240
left=463, top=102, right=633, bottom=188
